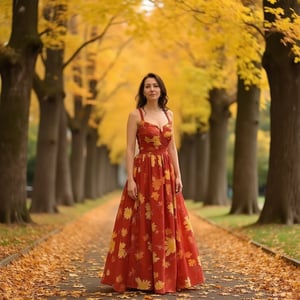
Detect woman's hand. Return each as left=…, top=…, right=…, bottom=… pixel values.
left=127, top=179, right=138, bottom=200
left=175, top=177, right=183, bottom=194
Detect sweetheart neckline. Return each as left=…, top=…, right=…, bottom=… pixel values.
left=141, top=120, right=170, bottom=131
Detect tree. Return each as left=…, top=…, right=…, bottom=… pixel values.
left=31, top=2, right=69, bottom=212
left=258, top=0, right=300, bottom=224
left=68, top=23, right=131, bottom=202
left=205, top=88, right=232, bottom=205
left=166, top=0, right=269, bottom=210
left=230, top=0, right=264, bottom=214
left=230, top=77, right=260, bottom=213
left=31, top=0, right=137, bottom=211
left=0, top=0, right=42, bottom=223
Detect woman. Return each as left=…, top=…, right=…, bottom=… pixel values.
left=101, top=73, right=204, bottom=294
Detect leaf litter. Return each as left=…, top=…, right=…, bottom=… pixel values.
left=0, top=195, right=299, bottom=300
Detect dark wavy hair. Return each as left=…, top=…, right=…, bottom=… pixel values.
left=136, top=73, right=168, bottom=110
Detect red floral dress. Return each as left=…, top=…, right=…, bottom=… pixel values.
left=101, top=109, right=204, bottom=294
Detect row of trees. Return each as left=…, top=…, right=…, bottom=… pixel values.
left=0, top=0, right=142, bottom=223
left=151, top=0, right=300, bottom=224
left=0, top=0, right=299, bottom=224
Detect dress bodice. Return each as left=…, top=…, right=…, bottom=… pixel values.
left=137, top=110, right=172, bottom=154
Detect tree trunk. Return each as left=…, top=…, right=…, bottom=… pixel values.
left=31, top=3, right=68, bottom=212
left=179, top=134, right=197, bottom=199
left=85, top=127, right=98, bottom=199
left=56, top=101, right=74, bottom=206
left=205, top=88, right=231, bottom=205
left=0, top=0, right=41, bottom=223
left=69, top=56, right=92, bottom=203
left=30, top=49, right=63, bottom=213
left=96, top=146, right=105, bottom=197
left=186, top=135, right=197, bottom=200
left=194, top=131, right=209, bottom=202
left=69, top=102, right=92, bottom=203
left=106, top=162, right=119, bottom=192
left=179, top=135, right=189, bottom=198
left=111, top=163, right=119, bottom=191
left=230, top=76, right=260, bottom=214
left=70, top=124, right=87, bottom=203
left=258, top=0, right=300, bottom=224
left=96, top=145, right=111, bottom=197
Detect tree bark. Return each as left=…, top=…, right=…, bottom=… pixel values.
left=179, top=134, right=197, bottom=199
left=186, top=135, right=198, bottom=200
left=179, top=135, right=189, bottom=198
left=31, top=3, right=70, bottom=212
left=230, top=76, right=260, bottom=214
left=205, top=88, right=231, bottom=205
left=194, top=131, right=209, bottom=202
left=56, top=101, right=74, bottom=206
left=70, top=97, right=92, bottom=202
left=85, top=127, right=98, bottom=199
left=258, top=0, right=300, bottom=224
left=30, top=48, right=63, bottom=213
left=96, top=145, right=112, bottom=197
left=0, top=0, right=41, bottom=223
left=70, top=124, right=87, bottom=203
left=96, top=146, right=105, bottom=197
left=70, top=25, right=99, bottom=202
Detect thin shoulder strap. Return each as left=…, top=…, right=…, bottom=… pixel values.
left=164, top=109, right=171, bottom=122
left=138, top=108, right=144, bottom=121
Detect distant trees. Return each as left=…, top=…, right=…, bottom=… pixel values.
left=153, top=0, right=264, bottom=211
left=0, top=0, right=141, bottom=222
left=151, top=0, right=300, bottom=223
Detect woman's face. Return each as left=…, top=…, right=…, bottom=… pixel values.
left=143, top=77, right=161, bottom=102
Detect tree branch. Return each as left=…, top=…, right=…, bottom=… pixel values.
left=39, top=28, right=52, bottom=37
left=32, top=72, right=46, bottom=102
left=176, top=41, right=206, bottom=68
left=244, top=21, right=265, bottom=40
left=63, top=15, right=118, bottom=69
left=98, top=37, right=133, bottom=83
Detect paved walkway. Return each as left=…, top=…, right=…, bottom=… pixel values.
left=44, top=196, right=276, bottom=299
left=1, top=194, right=299, bottom=299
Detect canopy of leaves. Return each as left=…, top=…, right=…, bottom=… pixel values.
left=264, top=0, right=300, bottom=62
left=2, top=0, right=282, bottom=166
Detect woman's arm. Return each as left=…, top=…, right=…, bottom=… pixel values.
left=167, top=110, right=183, bottom=194
left=126, top=109, right=139, bottom=199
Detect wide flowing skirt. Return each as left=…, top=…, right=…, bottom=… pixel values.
left=101, top=152, right=204, bottom=294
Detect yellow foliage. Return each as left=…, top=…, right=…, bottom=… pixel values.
left=62, top=0, right=145, bottom=143
left=23, top=0, right=274, bottom=164
left=0, top=0, right=11, bottom=44
left=264, top=4, right=300, bottom=63
left=150, top=0, right=265, bottom=92
left=91, top=0, right=265, bottom=161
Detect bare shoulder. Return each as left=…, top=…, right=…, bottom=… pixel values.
left=128, top=109, right=140, bottom=123
left=166, top=109, right=174, bottom=120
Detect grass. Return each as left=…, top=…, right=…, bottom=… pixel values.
left=186, top=199, right=300, bottom=262
left=0, top=191, right=118, bottom=260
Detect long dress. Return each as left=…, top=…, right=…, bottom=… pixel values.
left=101, top=108, right=205, bottom=294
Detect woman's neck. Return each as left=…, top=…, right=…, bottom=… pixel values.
left=144, top=103, right=160, bottom=111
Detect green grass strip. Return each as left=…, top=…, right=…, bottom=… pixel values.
left=186, top=200, right=300, bottom=262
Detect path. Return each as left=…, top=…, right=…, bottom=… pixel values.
left=1, top=194, right=299, bottom=299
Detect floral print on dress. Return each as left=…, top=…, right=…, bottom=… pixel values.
left=101, top=109, right=204, bottom=294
